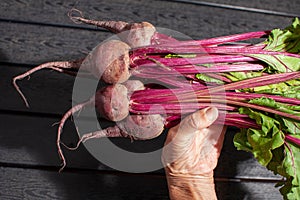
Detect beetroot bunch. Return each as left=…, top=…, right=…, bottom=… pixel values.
left=12, top=10, right=300, bottom=199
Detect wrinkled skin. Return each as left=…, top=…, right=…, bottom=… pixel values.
left=162, top=107, right=226, bottom=200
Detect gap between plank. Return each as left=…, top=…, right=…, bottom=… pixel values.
left=162, top=0, right=300, bottom=18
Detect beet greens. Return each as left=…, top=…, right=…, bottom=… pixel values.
left=125, top=18, right=300, bottom=199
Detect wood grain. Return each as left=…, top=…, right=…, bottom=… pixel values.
left=0, top=167, right=282, bottom=200
left=171, top=0, right=300, bottom=17
left=0, top=64, right=74, bottom=114
left=196, top=0, right=300, bottom=16
left=0, top=167, right=169, bottom=200
left=0, top=22, right=111, bottom=65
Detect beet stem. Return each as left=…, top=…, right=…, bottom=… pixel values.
left=159, top=31, right=270, bottom=47
left=136, top=63, right=264, bottom=75
left=285, top=134, right=300, bottom=146
left=133, top=44, right=300, bottom=59
left=179, top=71, right=300, bottom=99
left=132, top=70, right=300, bottom=102
left=133, top=54, right=257, bottom=67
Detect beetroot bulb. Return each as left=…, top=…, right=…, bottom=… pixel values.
left=12, top=39, right=132, bottom=107
left=57, top=80, right=164, bottom=171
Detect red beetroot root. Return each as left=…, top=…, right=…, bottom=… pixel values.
left=58, top=113, right=164, bottom=171
left=69, top=8, right=156, bottom=48
left=13, top=58, right=84, bottom=107
left=57, top=83, right=129, bottom=170
left=57, top=80, right=164, bottom=171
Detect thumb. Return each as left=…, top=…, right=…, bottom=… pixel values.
left=166, top=107, right=219, bottom=146
left=179, top=107, right=219, bottom=135
left=162, top=107, right=219, bottom=164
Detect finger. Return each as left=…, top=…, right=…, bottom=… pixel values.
left=206, top=125, right=226, bottom=144
left=165, top=107, right=219, bottom=147
left=162, top=107, right=220, bottom=168
left=206, top=124, right=227, bottom=153
left=177, top=107, right=219, bottom=136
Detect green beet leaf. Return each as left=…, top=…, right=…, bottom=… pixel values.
left=234, top=96, right=300, bottom=199
left=195, top=73, right=224, bottom=84
left=280, top=143, right=300, bottom=199
left=264, top=17, right=300, bottom=53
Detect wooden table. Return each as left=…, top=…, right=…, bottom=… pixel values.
left=1, top=0, right=299, bottom=199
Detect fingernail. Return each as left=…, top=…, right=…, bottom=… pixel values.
left=205, top=107, right=218, bottom=123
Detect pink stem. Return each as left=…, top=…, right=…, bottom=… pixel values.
left=285, top=134, right=300, bottom=146
left=136, top=63, right=264, bottom=75
left=130, top=102, right=236, bottom=114
left=133, top=54, right=257, bottom=67
left=132, top=44, right=300, bottom=59
left=153, top=31, right=270, bottom=47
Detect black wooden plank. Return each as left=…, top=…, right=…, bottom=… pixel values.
left=0, top=62, right=95, bottom=116
left=196, top=0, right=300, bottom=16
left=0, top=167, right=169, bottom=200
left=1, top=0, right=297, bottom=27
left=0, top=111, right=281, bottom=180
left=0, top=22, right=111, bottom=65
left=215, top=179, right=282, bottom=200
left=0, top=64, right=74, bottom=114
left=170, top=0, right=300, bottom=17
left=0, top=1, right=294, bottom=66
left=0, top=166, right=282, bottom=200
left=0, top=111, right=109, bottom=170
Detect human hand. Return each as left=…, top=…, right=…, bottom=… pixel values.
left=162, top=107, right=226, bottom=200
